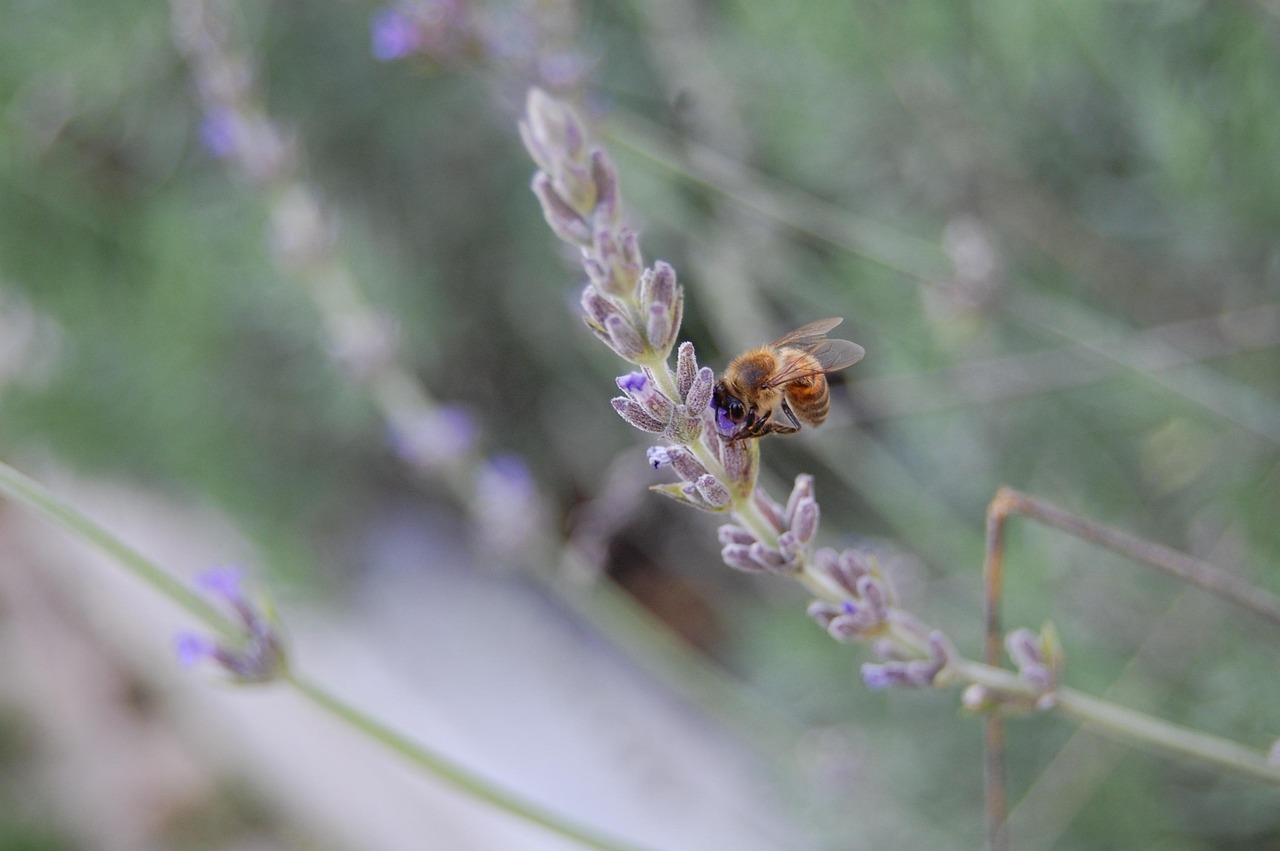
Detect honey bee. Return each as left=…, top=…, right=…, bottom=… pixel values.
left=712, top=318, right=864, bottom=441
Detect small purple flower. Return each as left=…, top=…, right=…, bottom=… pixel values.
left=389, top=405, right=477, bottom=469
left=617, top=372, right=648, bottom=395
left=371, top=7, right=424, bottom=61
left=196, top=564, right=244, bottom=601
left=715, top=405, right=738, bottom=435
left=175, top=632, right=215, bottom=668
left=475, top=452, right=544, bottom=555
left=861, top=663, right=899, bottom=691
left=199, top=109, right=240, bottom=159
left=175, top=566, right=286, bottom=684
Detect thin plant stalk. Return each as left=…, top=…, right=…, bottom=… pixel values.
left=0, top=459, right=653, bottom=851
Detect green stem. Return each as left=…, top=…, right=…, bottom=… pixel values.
left=953, top=660, right=1280, bottom=784
left=0, top=460, right=652, bottom=851
left=287, top=674, right=654, bottom=851
left=0, top=460, right=233, bottom=637
left=1053, top=687, right=1280, bottom=785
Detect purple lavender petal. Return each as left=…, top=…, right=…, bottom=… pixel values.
left=371, top=7, right=424, bottom=61
left=175, top=632, right=214, bottom=669
left=195, top=565, right=244, bottom=602
left=616, top=372, right=648, bottom=394
left=199, top=109, right=239, bottom=159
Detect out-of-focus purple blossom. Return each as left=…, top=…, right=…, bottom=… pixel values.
left=860, top=629, right=956, bottom=690
left=176, top=566, right=286, bottom=684
left=475, top=452, right=545, bottom=556
left=199, top=108, right=240, bottom=158
left=1005, top=624, right=1062, bottom=695
left=371, top=7, right=425, bottom=61
left=196, top=564, right=244, bottom=601
left=389, top=405, right=478, bottom=469
left=175, top=632, right=215, bottom=669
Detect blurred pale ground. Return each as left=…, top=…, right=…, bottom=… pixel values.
left=2, top=0, right=1280, bottom=849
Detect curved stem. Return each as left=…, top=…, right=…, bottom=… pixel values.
left=1053, top=687, right=1280, bottom=785
left=953, top=660, right=1280, bottom=785
left=0, top=460, right=233, bottom=637
left=288, top=674, right=653, bottom=851
left=0, top=460, right=651, bottom=851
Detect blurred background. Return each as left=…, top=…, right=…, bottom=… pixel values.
left=2, top=0, right=1279, bottom=848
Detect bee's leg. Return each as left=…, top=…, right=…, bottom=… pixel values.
left=779, top=400, right=803, bottom=432
left=757, top=406, right=798, bottom=435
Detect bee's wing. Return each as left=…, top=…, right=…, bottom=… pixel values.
left=807, top=338, right=865, bottom=372
left=768, top=317, right=845, bottom=350
left=761, top=338, right=865, bottom=389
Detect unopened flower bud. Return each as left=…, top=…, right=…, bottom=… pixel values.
left=611, top=397, right=665, bottom=433
left=717, top=524, right=756, bottom=546
left=590, top=148, right=620, bottom=227
left=695, top=474, right=732, bottom=508
left=676, top=342, right=698, bottom=400
left=532, top=172, right=591, bottom=246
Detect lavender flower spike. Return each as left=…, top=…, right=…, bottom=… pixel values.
left=177, top=566, right=286, bottom=684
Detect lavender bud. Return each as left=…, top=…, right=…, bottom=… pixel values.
left=699, top=408, right=725, bottom=461
left=790, top=498, right=819, bottom=545
left=532, top=172, right=591, bottom=246
left=902, top=659, right=938, bottom=687
left=777, top=530, right=802, bottom=565
left=720, top=434, right=755, bottom=486
left=695, top=474, right=732, bottom=509
left=590, top=148, right=620, bottom=227
left=928, top=630, right=959, bottom=669
left=722, top=543, right=765, bottom=573
left=856, top=575, right=890, bottom=619
left=861, top=663, right=902, bottom=691
left=592, top=228, right=641, bottom=298
left=718, top=524, right=756, bottom=546
left=620, top=228, right=643, bottom=278
left=676, top=342, right=698, bottom=400
left=521, top=88, right=585, bottom=176
left=806, top=601, right=839, bottom=628
left=812, top=547, right=847, bottom=589
left=646, top=303, right=672, bottom=353
left=786, top=474, right=816, bottom=526
left=753, top=489, right=787, bottom=533
left=667, top=411, right=704, bottom=445
left=828, top=606, right=878, bottom=642
left=580, top=284, right=621, bottom=326
left=668, top=450, right=710, bottom=484
left=1269, top=741, right=1280, bottom=767
left=611, top=397, right=665, bottom=433
left=640, top=261, right=678, bottom=308
left=684, top=367, right=715, bottom=413
left=605, top=314, right=647, bottom=361
left=838, top=549, right=872, bottom=585
left=1005, top=628, right=1043, bottom=671
left=749, top=541, right=788, bottom=572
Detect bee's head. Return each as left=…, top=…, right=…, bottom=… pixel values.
left=712, top=380, right=749, bottom=435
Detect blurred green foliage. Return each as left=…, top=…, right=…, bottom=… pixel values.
left=2, top=0, right=1279, bottom=847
